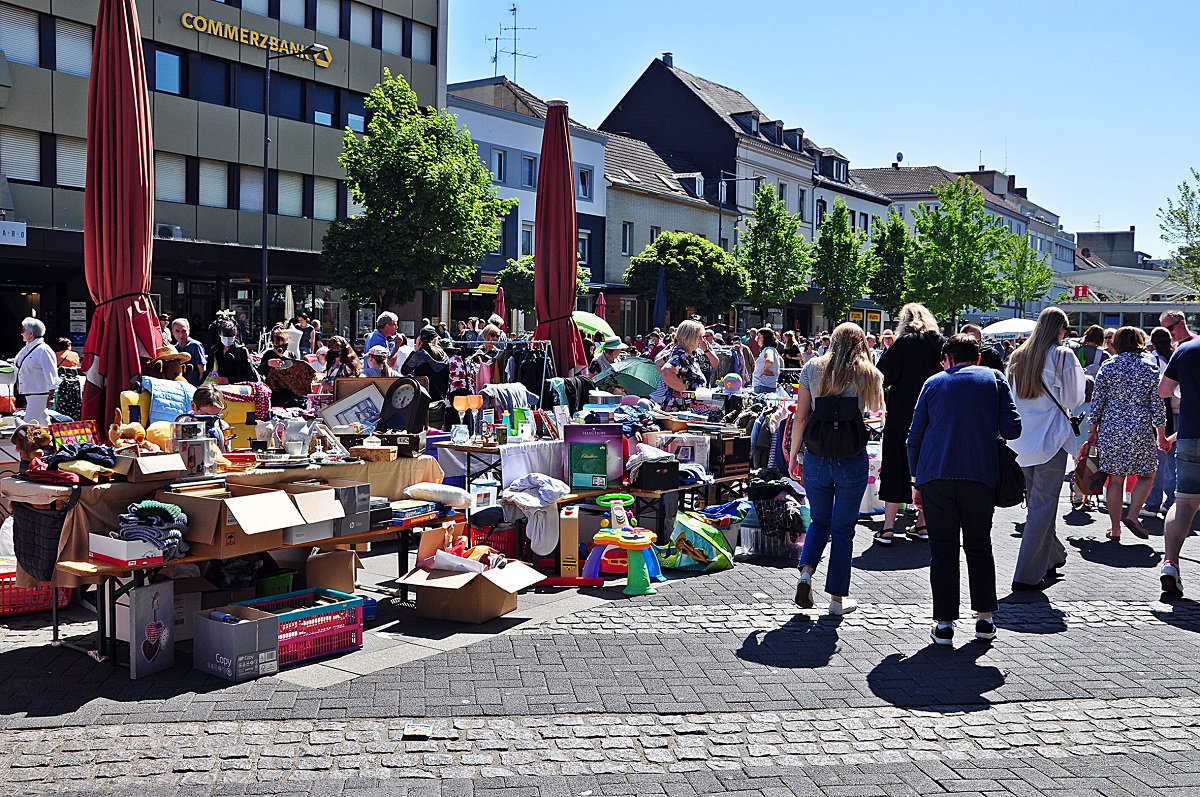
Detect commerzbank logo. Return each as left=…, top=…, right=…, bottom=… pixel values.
left=180, top=13, right=333, bottom=67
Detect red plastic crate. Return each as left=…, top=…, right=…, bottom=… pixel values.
left=0, top=573, right=72, bottom=617
left=235, top=588, right=363, bottom=666
left=468, top=524, right=518, bottom=558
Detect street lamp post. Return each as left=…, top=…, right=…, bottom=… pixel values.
left=716, top=170, right=762, bottom=252
left=261, top=43, right=329, bottom=342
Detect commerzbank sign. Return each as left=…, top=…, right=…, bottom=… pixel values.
left=180, top=13, right=333, bottom=67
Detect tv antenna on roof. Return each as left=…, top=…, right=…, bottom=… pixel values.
left=486, top=4, right=537, bottom=82
left=895, top=152, right=903, bottom=164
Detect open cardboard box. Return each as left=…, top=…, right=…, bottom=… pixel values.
left=113, top=451, right=187, bottom=482
left=192, top=604, right=279, bottom=682
left=397, top=524, right=544, bottom=623
left=157, top=484, right=304, bottom=559
left=275, top=483, right=346, bottom=545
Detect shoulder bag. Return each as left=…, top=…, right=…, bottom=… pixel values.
left=802, top=395, right=868, bottom=459
left=994, top=374, right=1026, bottom=508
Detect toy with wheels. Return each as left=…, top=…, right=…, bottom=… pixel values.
left=582, top=527, right=665, bottom=596
left=596, top=493, right=637, bottom=575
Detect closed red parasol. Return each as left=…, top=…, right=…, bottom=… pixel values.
left=493, top=286, right=507, bottom=331
left=532, top=99, right=586, bottom=377
left=80, top=0, right=162, bottom=426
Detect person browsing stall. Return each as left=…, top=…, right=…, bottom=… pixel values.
left=401, top=326, right=450, bottom=427
left=590, top=336, right=628, bottom=375
left=364, top=345, right=399, bottom=378
left=15, top=317, right=61, bottom=425
left=170, top=318, right=207, bottom=387
left=650, top=319, right=710, bottom=411
left=206, top=319, right=257, bottom=384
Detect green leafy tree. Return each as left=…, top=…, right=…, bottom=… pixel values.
left=905, top=175, right=1009, bottom=325
left=810, top=198, right=879, bottom=326
left=1158, top=167, right=1200, bottom=295
left=1001, top=236, right=1054, bottom=318
left=868, top=209, right=911, bottom=316
left=736, top=183, right=811, bottom=312
left=495, top=255, right=589, bottom=316
left=624, top=231, right=749, bottom=320
left=321, top=70, right=518, bottom=307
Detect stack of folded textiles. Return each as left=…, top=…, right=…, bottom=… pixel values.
left=118, top=500, right=190, bottom=561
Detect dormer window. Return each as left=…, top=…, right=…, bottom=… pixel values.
left=749, top=116, right=759, bottom=134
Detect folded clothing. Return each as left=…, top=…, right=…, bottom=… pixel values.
left=44, top=442, right=116, bottom=469
left=57, top=460, right=115, bottom=483
left=118, top=500, right=189, bottom=561
left=23, top=457, right=79, bottom=485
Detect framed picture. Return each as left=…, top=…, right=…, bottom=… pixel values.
left=320, top=385, right=385, bottom=430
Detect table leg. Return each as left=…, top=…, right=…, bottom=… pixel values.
left=395, top=529, right=409, bottom=602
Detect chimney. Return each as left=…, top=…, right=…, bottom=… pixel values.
left=661, top=52, right=673, bottom=67
left=1129, top=225, right=1135, bottom=232
left=978, top=164, right=985, bottom=171
left=892, top=162, right=899, bottom=170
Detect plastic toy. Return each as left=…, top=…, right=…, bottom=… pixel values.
left=582, top=527, right=665, bottom=596
left=721, top=373, right=743, bottom=392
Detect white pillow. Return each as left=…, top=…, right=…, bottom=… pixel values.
left=405, top=482, right=472, bottom=509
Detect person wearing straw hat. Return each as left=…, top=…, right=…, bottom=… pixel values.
left=589, top=336, right=628, bottom=376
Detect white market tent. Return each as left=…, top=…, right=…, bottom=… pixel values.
left=1057, top=267, right=1191, bottom=302
left=981, top=318, right=1037, bottom=338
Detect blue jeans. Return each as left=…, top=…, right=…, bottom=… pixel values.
left=798, top=451, right=869, bottom=597
left=753, top=383, right=777, bottom=394
left=1147, top=443, right=1177, bottom=510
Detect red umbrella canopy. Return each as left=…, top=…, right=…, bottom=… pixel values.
left=531, top=99, right=587, bottom=377
left=493, top=286, right=507, bottom=331
left=595, top=291, right=607, bottom=319
left=80, top=0, right=162, bottom=426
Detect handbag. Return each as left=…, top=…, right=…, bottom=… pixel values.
left=802, top=395, right=868, bottom=459
left=1073, top=442, right=1108, bottom=495
left=12, top=485, right=81, bottom=583
left=994, top=374, right=1026, bottom=508
left=1040, top=378, right=1083, bottom=437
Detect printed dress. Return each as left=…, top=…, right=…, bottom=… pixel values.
left=650, top=346, right=707, bottom=411
left=1088, top=352, right=1167, bottom=476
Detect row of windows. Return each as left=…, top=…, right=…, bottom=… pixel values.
left=490, top=148, right=593, bottom=200
left=213, top=0, right=436, bottom=65
left=0, top=4, right=94, bottom=76
left=507, top=220, right=591, bottom=266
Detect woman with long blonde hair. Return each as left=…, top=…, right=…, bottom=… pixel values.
left=1005, top=307, right=1086, bottom=589
left=787, top=322, right=884, bottom=615
left=875, top=302, right=943, bottom=544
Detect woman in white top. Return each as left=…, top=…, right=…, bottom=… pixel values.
left=1006, top=307, right=1086, bottom=589
left=752, top=328, right=780, bottom=393
left=15, top=317, right=62, bottom=426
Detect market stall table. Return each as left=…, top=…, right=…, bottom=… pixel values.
left=0, top=455, right=443, bottom=588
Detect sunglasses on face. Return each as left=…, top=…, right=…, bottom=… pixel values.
left=1164, top=320, right=1180, bottom=331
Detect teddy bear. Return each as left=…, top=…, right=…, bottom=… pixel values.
left=12, top=424, right=53, bottom=462
left=108, top=409, right=160, bottom=453
left=143, top=344, right=192, bottom=383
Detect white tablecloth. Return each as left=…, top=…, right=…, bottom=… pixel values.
left=437, top=440, right=565, bottom=488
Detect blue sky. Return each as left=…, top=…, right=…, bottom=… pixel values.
left=447, top=0, right=1199, bottom=259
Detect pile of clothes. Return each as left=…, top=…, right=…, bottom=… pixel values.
left=118, top=500, right=190, bottom=562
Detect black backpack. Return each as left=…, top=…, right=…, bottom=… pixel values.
left=803, top=395, right=868, bottom=459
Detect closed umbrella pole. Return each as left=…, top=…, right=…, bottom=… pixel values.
left=652, top=264, right=667, bottom=330
left=532, top=99, right=587, bottom=377
left=80, top=0, right=162, bottom=426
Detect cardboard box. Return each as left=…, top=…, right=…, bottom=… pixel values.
left=333, top=511, right=372, bottom=537
left=159, top=484, right=304, bottom=559
left=276, top=483, right=346, bottom=545
left=200, top=586, right=256, bottom=610
left=398, top=561, right=544, bottom=624
left=113, top=451, right=187, bottom=482
left=321, top=479, right=371, bottom=514
left=114, top=576, right=215, bottom=643
left=559, top=505, right=581, bottom=577
left=634, top=460, right=680, bottom=491
left=192, top=605, right=280, bottom=682
left=89, top=533, right=164, bottom=568
left=305, top=549, right=363, bottom=593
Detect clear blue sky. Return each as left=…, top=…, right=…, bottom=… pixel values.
left=448, top=0, right=1199, bottom=259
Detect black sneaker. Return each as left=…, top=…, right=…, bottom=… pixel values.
left=975, top=618, right=997, bottom=641
left=930, top=624, right=954, bottom=646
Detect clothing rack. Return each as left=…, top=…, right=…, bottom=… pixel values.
left=445, top=339, right=555, bottom=410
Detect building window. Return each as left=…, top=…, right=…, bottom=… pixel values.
left=778, top=182, right=788, bottom=208
left=896, top=203, right=906, bottom=219
left=520, top=223, right=534, bottom=257
left=649, top=225, right=661, bottom=244
left=381, top=13, right=403, bottom=55
left=815, top=199, right=827, bottom=227
left=349, top=1, right=373, bottom=46
left=154, top=152, right=187, bottom=203
left=520, top=155, right=536, bottom=188
left=797, top=188, right=806, bottom=221
left=0, top=126, right=40, bottom=182
left=155, top=49, right=183, bottom=95
left=861, top=214, right=869, bottom=232
left=312, top=83, right=337, bottom=126
left=491, top=149, right=507, bottom=182
left=621, top=221, right=633, bottom=256
left=237, top=64, right=265, bottom=114
left=197, top=56, right=230, bottom=105
left=345, top=184, right=364, bottom=217
left=577, top=230, right=590, bottom=265
left=198, top=158, right=228, bottom=208
left=313, top=176, right=338, bottom=220
left=720, top=238, right=729, bottom=251
left=315, top=0, right=341, bottom=36
left=577, top=167, right=592, bottom=200
left=279, top=0, right=306, bottom=27
left=0, top=5, right=40, bottom=67
left=277, top=171, right=304, bottom=217
left=239, top=166, right=264, bottom=213
left=269, top=72, right=304, bottom=121
left=411, top=21, right=434, bottom=64
left=347, top=113, right=365, bottom=133
left=847, top=210, right=856, bottom=229
left=241, top=0, right=269, bottom=16
left=56, top=19, right=93, bottom=78
left=56, top=136, right=87, bottom=188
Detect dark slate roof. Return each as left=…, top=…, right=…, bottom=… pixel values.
left=852, top=165, right=1025, bottom=215
left=447, top=76, right=601, bottom=133
left=603, top=133, right=715, bottom=206
left=813, top=174, right=891, bottom=204
left=662, top=63, right=796, bottom=149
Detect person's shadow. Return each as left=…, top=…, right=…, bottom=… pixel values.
left=1152, top=598, right=1200, bottom=631
left=851, top=524, right=931, bottom=572
left=867, top=642, right=1004, bottom=712
left=995, top=591, right=1067, bottom=634
left=1068, top=536, right=1162, bottom=568
left=736, top=614, right=839, bottom=669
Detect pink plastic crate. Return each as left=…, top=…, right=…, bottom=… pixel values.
left=235, top=588, right=363, bottom=666
left=0, top=572, right=72, bottom=617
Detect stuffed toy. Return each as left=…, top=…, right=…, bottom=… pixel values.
left=145, top=422, right=174, bottom=452
left=12, top=424, right=53, bottom=462
left=144, top=344, right=192, bottom=382
left=108, top=409, right=160, bottom=453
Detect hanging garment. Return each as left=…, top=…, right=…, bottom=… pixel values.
left=501, top=473, right=570, bottom=557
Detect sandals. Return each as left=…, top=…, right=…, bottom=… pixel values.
left=1105, top=530, right=1121, bottom=541
left=873, top=529, right=894, bottom=546
left=1122, top=516, right=1149, bottom=540
left=908, top=525, right=929, bottom=541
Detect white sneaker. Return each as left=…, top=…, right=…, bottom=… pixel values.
left=828, top=598, right=858, bottom=615
left=1162, top=563, right=1184, bottom=597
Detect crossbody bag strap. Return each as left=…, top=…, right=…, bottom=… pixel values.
left=1040, top=377, right=1071, bottom=422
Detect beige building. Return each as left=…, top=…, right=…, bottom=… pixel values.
left=0, top=0, right=446, bottom=350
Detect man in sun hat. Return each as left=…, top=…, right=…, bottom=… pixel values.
left=589, top=335, right=628, bottom=376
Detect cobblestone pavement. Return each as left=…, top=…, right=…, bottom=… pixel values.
left=3, top=494, right=1200, bottom=794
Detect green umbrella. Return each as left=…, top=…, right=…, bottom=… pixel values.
left=593, top=356, right=661, bottom=398
left=572, top=310, right=615, bottom=339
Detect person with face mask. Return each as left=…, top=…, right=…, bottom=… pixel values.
left=206, top=319, right=258, bottom=385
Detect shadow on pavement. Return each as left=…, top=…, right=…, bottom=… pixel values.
left=1068, top=535, right=1162, bottom=568
left=1063, top=507, right=1101, bottom=528
left=994, top=591, right=1067, bottom=634
left=850, top=538, right=930, bottom=572
left=1152, top=598, right=1200, bottom=632
left=867, top=642, right=1003, bottom=711
left=736, top=615, right=839, bottom=669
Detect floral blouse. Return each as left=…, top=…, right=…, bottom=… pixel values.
left=651, top=346, right=707, bottom=411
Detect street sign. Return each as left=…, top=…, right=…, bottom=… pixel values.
left=1073, top=285, right=1089, bottom=299
left=0, top=221, right=27, bottom=247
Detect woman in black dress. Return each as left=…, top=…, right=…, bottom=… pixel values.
left=875, top=303, right=944, bottom=544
